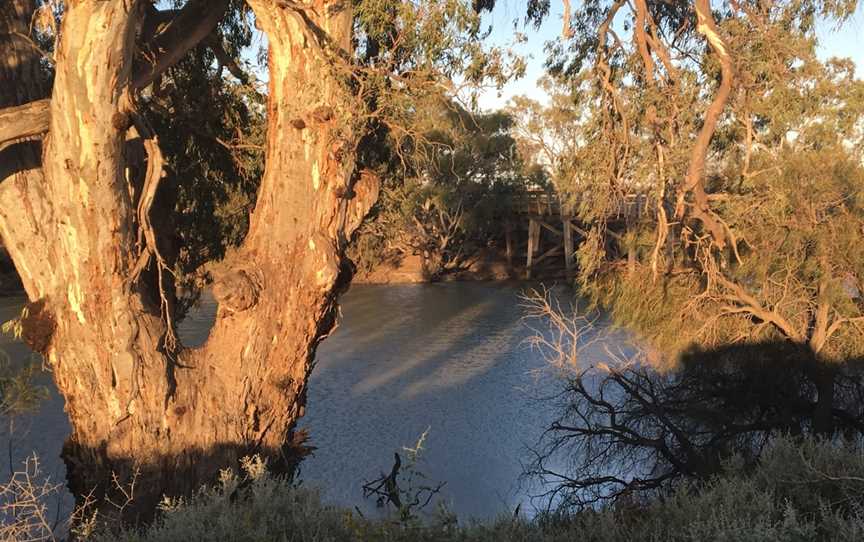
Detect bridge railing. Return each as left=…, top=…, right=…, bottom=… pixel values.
left=511, top=191, right=654, bottom=220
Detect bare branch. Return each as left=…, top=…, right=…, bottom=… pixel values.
left=132, top=0, right=231, bottom=90
left=0, top=99, right=49, bottom=154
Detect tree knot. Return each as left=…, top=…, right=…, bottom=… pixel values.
left=212, top=269, right=259, bottom=313
left=311, top=105, right=334, bottom=123
left=19, top=298, right=56, bottom=355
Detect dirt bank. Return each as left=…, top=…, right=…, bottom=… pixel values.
left=353, top=248, right=548, bottom=284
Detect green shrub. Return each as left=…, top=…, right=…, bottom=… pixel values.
left=93, top=436, right=864, bottom=542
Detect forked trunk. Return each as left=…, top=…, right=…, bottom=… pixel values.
left=0, top=0, right=377, bottom=520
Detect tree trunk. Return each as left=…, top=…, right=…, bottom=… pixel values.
left=0, top=0, right=378, bottom=520
left=674, top=0, right=733, bottom=250
left=0, top=0, right=52, bottom=298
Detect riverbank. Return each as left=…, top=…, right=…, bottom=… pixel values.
left=0, top=247, right=558, bottom=297
left=353, top=247, right=567, bottom=284
left=354, top=249, right=513, bottom=284
left=89, top=436, right=864, bottom=542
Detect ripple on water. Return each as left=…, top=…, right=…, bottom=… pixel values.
left=0, top=282, right=598, bottom=521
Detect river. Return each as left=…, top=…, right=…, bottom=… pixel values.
left=0, top=282, right=615, bottom=521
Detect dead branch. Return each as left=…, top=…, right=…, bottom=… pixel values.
left=128, top=116, right=177, bottom=349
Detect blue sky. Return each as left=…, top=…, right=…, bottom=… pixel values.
left=476, top=0, right=864, bottom=110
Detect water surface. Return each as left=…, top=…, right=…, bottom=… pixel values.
left=0, top=282, right=609, bottom=520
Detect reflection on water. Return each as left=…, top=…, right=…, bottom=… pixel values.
left=302, top=283, right=557, bottom=519
left=0, top=282, right=616, bottom=520
left=0, top=295, right=74, bottom=519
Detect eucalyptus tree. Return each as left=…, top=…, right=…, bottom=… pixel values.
left=507, top=76, right=582, bottom=192
left=535, top=0, right=864, bottom=363
left=504, top=0, right=864, bottom=512
left=0, top=0, right=509, bottom=514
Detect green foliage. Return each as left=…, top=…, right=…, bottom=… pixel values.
left=351, top=98, right=542, bottom=279
left=354, top=0, right=524, bottom=108
left=94, top=437, right=864, bottom=542
left=533, top=0, right=864, bottom=359
left=0, top=307, right=47, bottom=418
left=507, top=76, right=582, bottom=191
left=144, top=5, right=266, bottom=311
left=345, top=0, right=533, bottom=279
left=0, top=349, right=47, bottom=419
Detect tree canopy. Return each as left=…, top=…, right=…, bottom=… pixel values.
left=517, top=0, right=864, bottom=360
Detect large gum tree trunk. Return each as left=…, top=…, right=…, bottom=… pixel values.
left=0, top=0, right=378, bottom=518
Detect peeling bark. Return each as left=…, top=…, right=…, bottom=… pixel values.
left=0, top=99, right=49, bottom=153
left=0, top=0, right=53, bottom=300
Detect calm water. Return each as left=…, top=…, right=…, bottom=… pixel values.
left=0, top=282, right=615, bottom=520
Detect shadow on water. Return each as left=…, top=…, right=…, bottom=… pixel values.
left=524, top=338, right=864, bottom=512
left=10, top=283, right=846, bottom=522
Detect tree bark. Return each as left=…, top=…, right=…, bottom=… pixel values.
left=0, top=100, right=50, bottom=154
left=1, top=0, right=378, bottom=520
left=675, top=0, right=733, bottom=249
left=0, top=0, right=53, bottom=299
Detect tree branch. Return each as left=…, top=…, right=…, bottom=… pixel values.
left=0, top=0, right=231, bottom=152
left=0, top=99, right=49, bottom=154
left=675, top=0, right=734, bottom=249
left=205, top=32, right=250, bottom=84
left=132, top=0, right=231, bottom=89
left=716, top=274, right=803, bottom=342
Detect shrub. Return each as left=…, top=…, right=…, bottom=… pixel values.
left=93, top=436, right=864, bottom=542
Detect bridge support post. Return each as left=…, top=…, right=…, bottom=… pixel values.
left=505, top=221, right=513, bottom=269
left=526, top=218, right=540, bottom=279
left=563, top=219, right=575, bottom=280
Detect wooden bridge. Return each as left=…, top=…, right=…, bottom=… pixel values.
left=504, top=191, right=650, bottom=279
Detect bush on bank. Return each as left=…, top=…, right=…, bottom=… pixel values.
left=98, top=437, right=864, bottom=542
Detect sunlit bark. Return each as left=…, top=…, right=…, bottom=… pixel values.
left=0, top=0, right=378, bottom=518
left=675, top=0, right=734, bottom=249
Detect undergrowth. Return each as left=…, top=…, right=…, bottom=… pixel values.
left=93, top=436, right=864, bottom=542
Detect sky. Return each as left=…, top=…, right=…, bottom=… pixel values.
left=475, top=0, right=864, bottom=111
